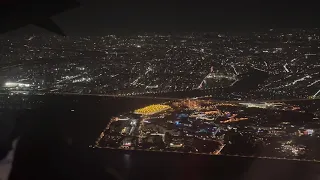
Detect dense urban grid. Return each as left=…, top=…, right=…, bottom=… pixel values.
left=0, top=29, right=319, bottom=100
left=94, top=99, right=320, bottom=161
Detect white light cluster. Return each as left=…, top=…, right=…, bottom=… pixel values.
left=4, top=82, right=30, bottom=88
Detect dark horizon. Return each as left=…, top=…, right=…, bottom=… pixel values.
left=1, top=0, right=320, bottom=35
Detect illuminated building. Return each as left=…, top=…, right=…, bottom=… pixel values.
left=134, top=104, right=171, bottom=115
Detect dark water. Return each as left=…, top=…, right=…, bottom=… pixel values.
left=141, top=68, right=270, bottom=99
left=4, top=95, right=320, bottom=180
left=232, top=68, right=269, bottom=92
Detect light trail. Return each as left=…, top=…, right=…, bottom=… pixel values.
left=264, top=61, right=268, bottom=67
left=307, top=80, right=320, bottom=87
left=145, top=66, right=152, bottom=75
left=283, top=63, right=289, bottom=72
left=282, top=75, right=312, bottom=87
left=250, top=65, right=267, bottom=72
left=215, top=144, right=226, bottom=155
left=231, top=65, right=239, bottom=75
left=130, top=77, right=141, bottom=86
left=292, top=75, right=311, bottom=85
left=313, top=89, right=320, bottom=98
left=229, top=79, right=239, bottom=87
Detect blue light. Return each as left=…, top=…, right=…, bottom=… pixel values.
left=177, top=113, right=188, bottom=119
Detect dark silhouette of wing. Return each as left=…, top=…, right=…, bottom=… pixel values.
left=0, top=0, right=80, bottom=36
left=33, top=18, right=66, bottom=37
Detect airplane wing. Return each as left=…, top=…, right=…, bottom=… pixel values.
left=33, top=18, right=67, bottom=36
left=0, top=0, right=80, bottom=36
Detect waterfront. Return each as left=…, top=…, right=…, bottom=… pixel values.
left=1, top=95, right=319, bottom=179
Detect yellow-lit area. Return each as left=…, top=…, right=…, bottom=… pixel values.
left=121, top=127, right=128, bottom=134
left=134, top=104, right=171, bottom=115
left=216, top=103, right=239, bottom=106
left=204, top=110, right=221, bottom=115
left=220, top=117, right=248, bottom=123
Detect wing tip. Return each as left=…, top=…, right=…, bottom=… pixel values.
left=33, top=18, right=66, bottom=36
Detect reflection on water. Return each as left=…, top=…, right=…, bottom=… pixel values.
left=123, top=153, right=131, bottom=169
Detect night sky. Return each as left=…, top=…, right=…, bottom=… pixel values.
left=3, top=0, right=320, bottom=34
